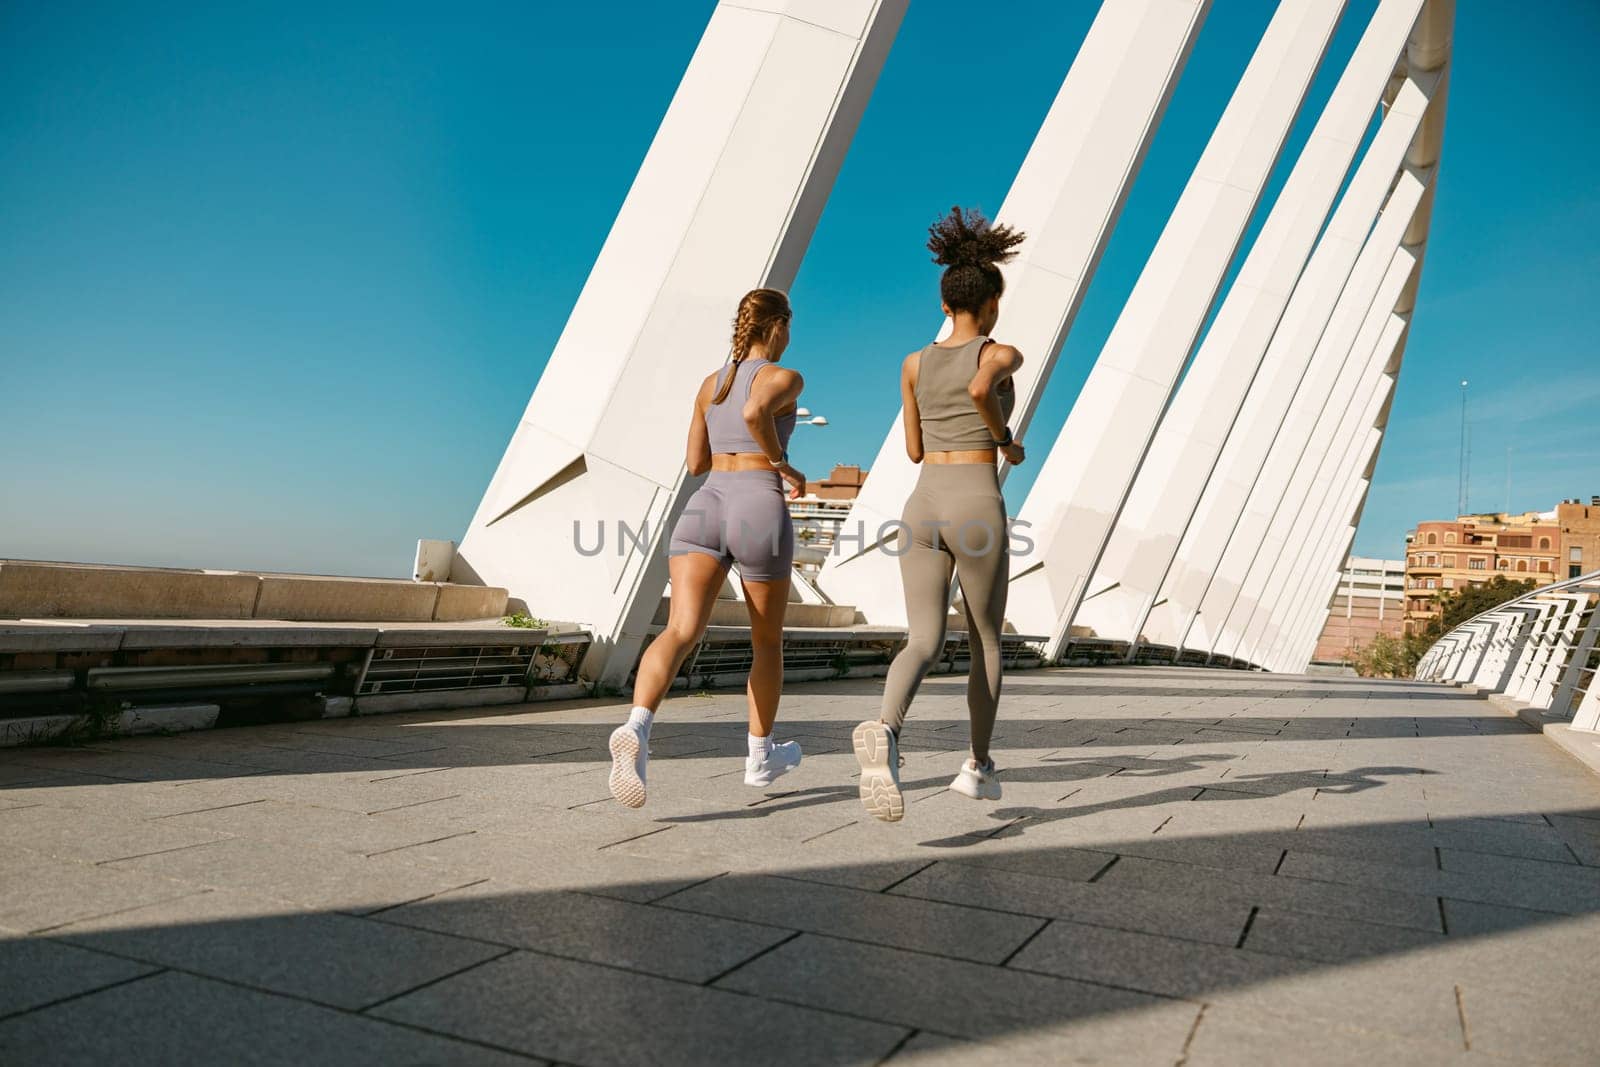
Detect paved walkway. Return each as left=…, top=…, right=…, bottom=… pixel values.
left=3, top=667, right=1599, bottom=1065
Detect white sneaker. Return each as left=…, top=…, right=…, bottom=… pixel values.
left=608, top=720, right=650, bottom=808
left=852, top=720, right=904, bottom=823
left=950, top=758, right=1001, bottom=801
left=744, top=740, right=802, bottom=787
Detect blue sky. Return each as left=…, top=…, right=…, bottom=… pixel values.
left=3, top=1, right=1596, bottom=578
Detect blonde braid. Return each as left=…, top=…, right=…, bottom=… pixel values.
left=712, top=289, right=787, bottom=404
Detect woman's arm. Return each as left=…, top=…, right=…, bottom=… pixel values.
left=968, top=342, right=1026, bottom=465
left=685, top=375, right=715, bottom=476
left=743, top=365, right=807, bottom=498
left=901, top=351, right=924, bottom=464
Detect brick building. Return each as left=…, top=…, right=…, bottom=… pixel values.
left=1403, top=510, right=1563, bottom=634
left=1557, top=497, right=1600, bottom=581
left=1312, top=556, right=1405, bottom=663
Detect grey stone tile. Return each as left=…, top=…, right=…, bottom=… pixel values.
left=1455, top=982, right=1600, bottom=1065
left=937, top=843, right=1118, bottom=882
left=1181, top=1005, right=1472, bottom=1066
left=1008, top=920, right=1302, bottom=999
left=1096, top=854, right=1443, bottom=932
left=1242, top=907, right=1446, bottom=963
left=1438, top=847, right=1600, bottom=895
left=0, top=803, right=232, bottom=864
left=0, top=937, right=156, bottom=1017
left=890, top=860, right=1251, bottom=946
left=375, top=948, right=905, bottom=1066
left=55, top=889, right=505, bottom=1010
left=101, top=837, right=473, bottom=914
left=717, top=933, right=1164, bottom=1040
left=1204, top=943, right=1464, bottom=1045
left=0, top=846, right=205, bottom=934
left=1281, top=848, right=1600, bottom=915
left=660, top=872, right=1042, bottom=964
left=1440, top=898, right=1566, bottom=939
left=157, top=796, right=486, bottom=856
left=6, top=771, right=277, bottom=819
left=383, top=828, right=720, bottom=903
left=884, top=1002, right=1201, bottom=1066
left=1548, top=811, right=1600, bottom=864
left=383, top=879, right=789, bottom=983
left=0, top=971, right=538, bottom=1065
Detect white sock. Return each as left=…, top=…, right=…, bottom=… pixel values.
left=628, top=706, right=654, bottom=733
left=748, top=732, right=773, bottom=759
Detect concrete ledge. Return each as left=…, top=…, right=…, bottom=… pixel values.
left=255, top=575, right=439, bottom=622
left=0, top=624, right=124, bottom=653
left=1540, top=721, right=1600, bottom=779
left=434, top=584, right=508, bottom=621
left=0, top=561, right=258, bottom=619
left=115, top=703, right=220, bottom=736
left=0, top=559, right=509, bottom=627
left=117, top=624, right=382, bottom=650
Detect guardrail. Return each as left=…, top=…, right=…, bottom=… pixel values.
left=1416, top=569, right=1600, bottom=730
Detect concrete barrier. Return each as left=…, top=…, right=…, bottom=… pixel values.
left=0, top=560, right=258, bottom=619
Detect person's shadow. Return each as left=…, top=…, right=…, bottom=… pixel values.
left=920, top=765, right=1430, bottom=848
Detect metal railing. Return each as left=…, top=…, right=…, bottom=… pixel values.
left=1416, top=569, right=1600, bottom=730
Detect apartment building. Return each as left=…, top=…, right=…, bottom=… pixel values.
left=1312, top=556, right=1406, bottom=663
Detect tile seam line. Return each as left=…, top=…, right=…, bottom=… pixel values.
left=347, top=924, right=920, bottom=1037
left=45, top=945, right=548, bottom=1062
left=355, top=945, right=519, bottom=1012
left=0, top=966, right=170, bottom=1025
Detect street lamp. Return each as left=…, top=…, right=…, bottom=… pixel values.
left=794, top=408, right=829, bottom=427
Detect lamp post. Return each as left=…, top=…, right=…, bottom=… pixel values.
left=794, top=407, right=829, bottom=428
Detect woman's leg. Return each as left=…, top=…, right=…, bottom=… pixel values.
left=630, top=551, right=730, bottom=711
left=740, top=575, right=790, bottom=737
left=879, top=522, right=953, bottom=736
left=949, top=494, right=1009, bottom=765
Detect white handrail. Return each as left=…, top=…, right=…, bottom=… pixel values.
left=1417, top=568, right=1600, bottom=729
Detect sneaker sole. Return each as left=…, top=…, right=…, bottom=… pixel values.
left=608, top=729, right=647, bottom=809
left=852, top=722, right=903, bottom=823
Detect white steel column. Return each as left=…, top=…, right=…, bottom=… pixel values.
left=1280, top=420, right=1391, bottom=671
left=1212, top=246, right=1413, bottom=668
left=452, top=0, right=908, bottom=685
left=1175, top=159, right=1429, bottom=660
left=1270, top=428, right=1378, bottom=667
left=1072, top=0, right=1431, bottom=651
left=1004, top=0, right=1350, bottom=657
left=1225, top=281, right=1413, bottom=667
left=1186, top=5, right=1452, bottom=666
left=1142, top=6, right=1453, bottom=657
left=1268, top=364, right=1399, bottom=670
left=816, top=0, right=1211, bottom=625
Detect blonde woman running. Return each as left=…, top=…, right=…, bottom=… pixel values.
left=609, top=289, right=808, bottom=808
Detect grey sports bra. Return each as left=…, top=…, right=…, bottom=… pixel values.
left=706, top=358, right=798, bottom=455
left=916, top=336, right=1015, bottom=451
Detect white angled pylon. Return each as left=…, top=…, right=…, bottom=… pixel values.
left=1071, top=0, right=1437, bottom=651
left=1212, top=243, right=1419, bottom=665
left=451, top=0, right=908, bottom=685
left=815, top=0, right=1212, bottom=625
left=1006, top=0, right=1351, bottom=658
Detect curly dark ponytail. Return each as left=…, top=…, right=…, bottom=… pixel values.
left=926, top=206, right=1025, bottom=315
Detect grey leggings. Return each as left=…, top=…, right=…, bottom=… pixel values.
left=880, top=463, right=1008, bottom=763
